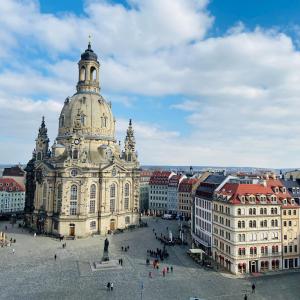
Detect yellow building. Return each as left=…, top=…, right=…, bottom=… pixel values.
left=25, top=43, right=140, bottom=237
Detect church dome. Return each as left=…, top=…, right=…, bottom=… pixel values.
left=81, top=43, right=98, bottom=61
left=58, top=93, right=115, bottom=141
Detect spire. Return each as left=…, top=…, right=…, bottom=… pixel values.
left=123, top=119, right=136, bottom=162
left=36, top=116, right=50, bottom=160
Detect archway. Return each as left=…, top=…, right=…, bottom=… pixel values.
left=69, top=223, right=75, bottom=236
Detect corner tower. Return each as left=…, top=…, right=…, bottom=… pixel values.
left=76, top=42, right=100, bottom=94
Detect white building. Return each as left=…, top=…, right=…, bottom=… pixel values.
left=0, top=178, right=25, bottom=214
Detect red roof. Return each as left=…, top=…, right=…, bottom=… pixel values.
left=179, top=178, right=198, bottom=192
left=0, top=178, right=25, bottom=192
left=149, top=171, right=172, bottom=185
left=217, top=181, right=297, bottom=206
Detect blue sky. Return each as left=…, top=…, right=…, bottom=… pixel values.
left=2, top=0, right=300, bottom=168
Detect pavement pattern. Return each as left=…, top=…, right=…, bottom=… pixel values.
left=0, top=217, right=300, bottom=300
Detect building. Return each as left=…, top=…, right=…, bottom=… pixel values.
left=25, top=43, right=140, bottom=237
left=178, top=178, right=199, bottom=220
left=213, top=182, right=283, bottom=274
left=278, top=179, right=300, bottom=269
left=139, top=170, right=153, bottom=213
left=149, top=171, right=175, bottom=215
left=2, top=165, right=25, bottom=187
left=0, top=178, right=25, bottom=214
left=192, top=174, right=226, bottom=255
left=167, top=174, right=186, bottom=214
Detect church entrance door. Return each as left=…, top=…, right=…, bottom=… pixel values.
left=69, top=224, right=75, bottom=236
left=110, top=219, right=115, bottom=231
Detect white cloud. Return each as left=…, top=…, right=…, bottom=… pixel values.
left=2, top=0, right=300, bottom=167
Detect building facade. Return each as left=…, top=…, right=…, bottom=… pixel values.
left=213, top=182, right=283, bottom=274
left=2, top=165, right=25, bottom=187
left=178, top=178, right=199, bottom=220
left=25, top=43, right=140, bottom=237
left=167, top=174, right=186, bottom=214
left=149, top=171, right=175, bottom=215
left=0, top=178, right=25, bottom=214
left=192, top=174, right=226, bottom=255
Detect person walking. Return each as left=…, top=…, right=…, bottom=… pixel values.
left=170, top=266, right=173, bottom=272
left=110, top=282, right=114, bottom=291
left=54, top=254, right=57, bottom=260
left=252, top=283, right=256, bottom=293
left=244, top=294, right=248, bottom=300
left=12, top=248, right=15, bottom=254
left=107, top=282, right=111, bottom=291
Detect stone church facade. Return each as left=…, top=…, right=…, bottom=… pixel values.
left=25, top=43, right=140, bottom=237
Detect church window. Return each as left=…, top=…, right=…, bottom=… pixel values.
left=60, top=115, right=65, bottom=127
left=70, top=185, right=78, bottom=215
left=89, top=184, right=96, bottom=213
left=110, top=184, right=116, bottom=212
left=37, top=152, right=42, bottom=160
left=80, top=66, right=86, bottom=81
left=101, top=114, right=108, bottom=128
left=72, top=149, right=78, bottom=160
left=56, top=184, right=62, bottom=213
left=90, top=67, right=97, bottom=81
left=42, top=183, right=47, bottom=209
left=124, top=183, right=129, bottom=210
left=80, top=115, right=85, bottom=126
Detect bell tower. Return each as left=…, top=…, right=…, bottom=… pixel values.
left=76, top=42, right=100, bottom=94
left=123, top=119, right=137, bottom=162
left=35, top=116, right=50, bottom=161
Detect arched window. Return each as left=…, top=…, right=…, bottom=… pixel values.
left=237, top=208, right=241, bottom=215
left=264, top=220, right=267, bottom=227
left=42, top=183, right=47, bottom=209
left=124, top=183, right=129, bottom=210
left=241, top=221, right=245, bottom=228
left=264, top=208, right=267, bottom=214
left=80, top=115, right=85, bottom=126
left=249, top=221, right=253, bottom=228
left=60, top=115, right=65, bottom=127
left=101, top=114, right=108, bottom=128
left=73, top=149, right=78, bottom=160
left=253, top=220, right=256, bottom=228
left=253, top=208, right=256, bottom=215
left=56, top=184, right=62, bottom=213
left=80, top=66, right=86, bottom=81
left=110, top=184, right=116, bottom=212
left=271, top=220, right=275, bottom=227
left=89, top=184, right=96, bottom=213
left=238, top=221, right=241, bottom=228
left=70, top=185, right=77, bottom=215
left=249, top=208, right=252, bottom=215
left=90, top=67, right=97, bottom=81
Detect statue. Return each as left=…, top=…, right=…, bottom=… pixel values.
left=104, top=238, right=109, bottom=252
left=102, top=238, right=109, bottom=261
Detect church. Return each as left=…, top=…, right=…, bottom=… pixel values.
left=24, top=43, right=140, bottom=237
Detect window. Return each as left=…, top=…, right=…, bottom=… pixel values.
left=56, top=184, right=62, bottom=213
left=272, top=260, right=280, bottom=270
left=125, top=216, right=130, bottom=224
left=124, top=183, right=130, bottom=210
left=284, top=246, right=287, bottom=253
left=101, top=114, right=108, bottom=128
left=238, top=248, right=246, bottom=255
left=261, top=261, right=269, bottom=272
left=89, top=184, right=96, bottom=213
left=72, top=149, right=78, bottom=160
left=110, top=184, right=116, bottom=212
left=90, top=221, right=96, bottom=230
left=70, top=185, right=78, bottom=215
left=237, top=208, right=241, bottom=215
left=42, top=183, right=47, bottom=209
left=60, top=115, right=65, bottom=127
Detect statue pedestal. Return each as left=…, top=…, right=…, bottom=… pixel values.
left=102, top=251, right=109, bottom=262
left=91, top=259, right=121, bottom=271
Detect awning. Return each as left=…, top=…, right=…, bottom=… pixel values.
left=188, top=248, right=205, bottom=254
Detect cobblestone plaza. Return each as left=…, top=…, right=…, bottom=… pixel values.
left=1, top=218, right=300, bottom=300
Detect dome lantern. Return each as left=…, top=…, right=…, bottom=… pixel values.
left=76, top=42, right=100, bottom=94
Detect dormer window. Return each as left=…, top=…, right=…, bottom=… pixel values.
left=240, top=195, right=245, bottom=204
left=274, top=187, right=279, bottom=194
left=291, top=199, right=295, bottom=205
left=281, top=187, right=286, bottom=193
left=283, top=199, right=287, bottom=205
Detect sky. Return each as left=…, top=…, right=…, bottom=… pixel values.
left=2, top=0, right=300, bottom=168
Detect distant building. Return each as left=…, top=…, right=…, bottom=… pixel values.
left=167, top=174, right=186, bottom=214
left=192, top=174, right=227, bottom=255
left=178, top=178, right=200, bottom=220
left=280, top=178, right=300, bottom=204
left=2, top=165, right=25, bottom=187
left=139, top=170, right=153, bottom=212
left=149, top=171, right=175, bottom=215
left=0, top=178, right=25, bottom=214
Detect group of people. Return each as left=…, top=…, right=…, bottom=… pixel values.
left=121, top=245, right=130, bottom=252
left=106, top=282, right=114, bottom=291
left=147, top=247, right=169, bottom=261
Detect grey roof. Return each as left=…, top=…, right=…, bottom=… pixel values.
left=280, top=179, right=300, bottom=197
left=204, top=174, right=226, bottom=184
left=195, top=174, right=226, bottom=200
